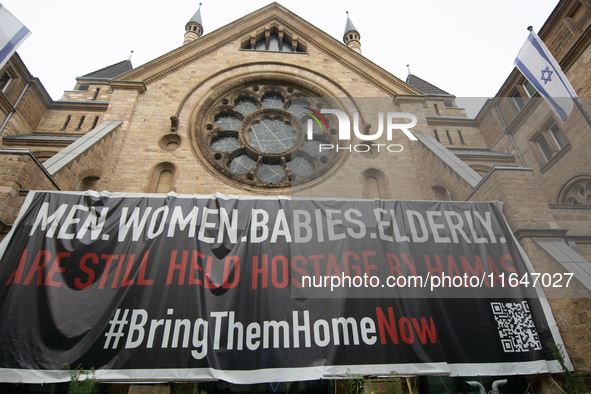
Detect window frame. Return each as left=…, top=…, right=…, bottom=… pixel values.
left=549, top=123, right=567, bottom=149
left=529, top=119, right=571, bottom=171
left=0, top=71, right=12, bottom=92
left=524, top=80, right=537, bottom=97
left=512, top=91, right=525, bottom=110
left=535, top=134, right=554, bottom=162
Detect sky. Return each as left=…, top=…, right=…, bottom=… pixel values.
left=5, top=0, right=559, bottom=117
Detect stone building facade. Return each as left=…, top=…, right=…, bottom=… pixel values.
left=0, top=1, right=590, bottom=393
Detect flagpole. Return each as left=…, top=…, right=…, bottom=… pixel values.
left=526, top=26, right=591, bottom=129
left=573, top=97, right=591, bottom=129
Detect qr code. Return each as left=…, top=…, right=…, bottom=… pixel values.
left=491, top=301, right=542, bottom=352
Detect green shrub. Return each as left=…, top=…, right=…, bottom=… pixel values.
left=63, top=363, right=96, bottom=394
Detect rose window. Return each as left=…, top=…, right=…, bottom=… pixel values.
left=195, top=84, right=339, bottom=188
left=563, top=179, right=591, bottom=204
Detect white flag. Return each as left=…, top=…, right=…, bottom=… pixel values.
left=0, top=3, right=31, bottom=71
left=514, top=30, right=576, bottom=121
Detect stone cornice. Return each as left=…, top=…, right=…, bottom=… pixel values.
left=49, top=100, right=109, bottom=111
left=549, top=203, right=591, bottom=210
left=115, top=4, right=420, bottom=97
left=109, top=80, right=147, bottom=93
left=392, top=94, right=426, bottom=106
left=513, top=228, right=569, bottom=241
left=564, top=234, right=591, bottom=244
left=425, top=115, right=477, bottom=127
left=451, top=149, right=516, bottom=163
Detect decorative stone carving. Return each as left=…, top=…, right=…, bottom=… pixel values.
left=170, top=116, right=179, bottom=133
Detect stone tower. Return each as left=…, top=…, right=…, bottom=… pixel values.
left=343, top=11, right=361, bottom=54
left=183, top=3, right=203, bottom=45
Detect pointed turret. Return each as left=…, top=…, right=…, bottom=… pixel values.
left=343, top=12, right=361, bottom=54
left=184, top=3, right=204, bottom=45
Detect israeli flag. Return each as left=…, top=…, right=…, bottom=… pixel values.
left=514, top=30, right=576, bottom=121
left=0, top=3, right=31, bottom=71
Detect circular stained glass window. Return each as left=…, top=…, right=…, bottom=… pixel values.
left=214, top=114, right=241, bottom=131
left=195, top=82, right=341, bottom=188
left=229, top=154, right=256, bottom=174
left=235, top=98, right=258, bottom=116
left=211, top=136, right=240, bottom=152
left=261, top=94, right=284, bottom=109
left=247, top=119, right=297, bottom=154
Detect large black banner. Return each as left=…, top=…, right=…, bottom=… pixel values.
left=0, top=191, right=564, bottom=383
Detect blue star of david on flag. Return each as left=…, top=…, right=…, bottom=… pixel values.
left=514, top=30, right=577, bottom=121
left=540, top=66, right=553, bottom=84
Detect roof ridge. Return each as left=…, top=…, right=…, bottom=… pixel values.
left=405, top=73, right=451, bottom=96
left=78, top=59, right=133, bottom=80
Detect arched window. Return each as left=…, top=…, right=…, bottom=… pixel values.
left=75, top=116, right=85, bottom=131
left=431, top=186, right=453, bottom=201
left=74, top=170, right=101, bottom=191
left=76, top=176, right=100, bottom=191
left=445, top=130, right=453, bottom=144
left=365, top=176, right=380, bottom=199
left=147, top=162, right=177, bottom=193
left=242, top=27, right=306, bottom=52
left=156, top=170, right=173, bottom=193
left=362, top=169, right=388, bottom=199
left=60, top=115, right=71, bottom=131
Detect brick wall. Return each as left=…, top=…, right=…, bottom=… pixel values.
left=468, top=168, right=555, bottom=229
left=0, top=85, right=49, bottom=150
left=36, top=110, right=105, bottom=134
left=477, top=103, right=507, bottom=150
left=15, top=86, right=48, bottom=132
left=51, top=123, right=125, bottom=191
left=0, top=152, right=58, bottom=226
left=412, top=141, right=475, bottom=202
left=61, top=84, right=111, bottom=101
left=551, top=205, right=591, bottom=234
left=428, top=125, right=488, bottom=150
